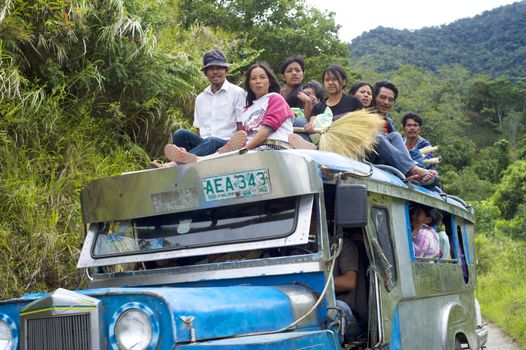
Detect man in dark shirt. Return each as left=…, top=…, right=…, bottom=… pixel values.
left=334, top=236, right=368, bottom=336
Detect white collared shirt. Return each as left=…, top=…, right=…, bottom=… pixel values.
left=193, top=80, right=246, bottom=140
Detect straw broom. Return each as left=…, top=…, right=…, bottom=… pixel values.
left=294, top=109, right=384, bottom=159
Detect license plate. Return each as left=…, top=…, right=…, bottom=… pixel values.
left=202, top=168, right=271, bottom=201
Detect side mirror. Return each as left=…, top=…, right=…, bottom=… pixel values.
left=335, top=184, right=368, bottom=227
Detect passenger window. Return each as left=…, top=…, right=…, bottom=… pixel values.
left=441, top=213, right=458, bottom=261
left=407, top=202, right=455, bottom=264
left=456, top=223, right=470, bottom=283
left=370, top=207, right=397, bottom=287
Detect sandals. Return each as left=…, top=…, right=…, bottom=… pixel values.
left=414, top=170, right=439, bottom=187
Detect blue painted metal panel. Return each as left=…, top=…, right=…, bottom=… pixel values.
left=451, top=216, right=460, bottom=261
left=177, top=330, right=341, bottom=349
left=404, top=203, right=415, bottom=263
left=462, top=223, right=471, bottom=264
left=80, top=286, right=306, bottom=344
left=1, top=284, right=326, bottom=348
left=390, top=307, right=401, bottom=350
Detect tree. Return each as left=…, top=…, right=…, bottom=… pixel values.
left=492, top=160, right=526, bottom=220
left=178, top=0, right=348, bottom=71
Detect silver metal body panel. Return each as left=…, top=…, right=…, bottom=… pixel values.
left=362, top=191, right=480, bottom=349
left=81, top=151, right=322, bottom=224
left=88, top=255, right=324, bottom=289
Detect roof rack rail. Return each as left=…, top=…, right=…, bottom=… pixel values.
left=433, top=186, right=471, bottom=210
left=372, top=164, right=406, bottom=181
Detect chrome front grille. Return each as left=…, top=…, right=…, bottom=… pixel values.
left=26, top=313, right=91, bottom=350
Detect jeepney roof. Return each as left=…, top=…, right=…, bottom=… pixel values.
left=80, top=149, right=471, bottom=225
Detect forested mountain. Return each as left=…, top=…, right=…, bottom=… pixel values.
left=349, top=0, right=526, bottom=78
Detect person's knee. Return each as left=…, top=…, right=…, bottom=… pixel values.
left=172, top=129, right=193, bottom=144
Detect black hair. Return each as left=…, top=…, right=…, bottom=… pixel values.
left=373, top=80, right=399, bottom=100
left=322, top=65, right=348, bottom=90
left=244, top=62, right=281, bottom=107
left=279, top=55, right=305, bottom=75
left=414, top=205, right=442, bottom=227
left=426, top=207, right=442, bottom=227
left=285, top=85, right=304, bottom=108
left=402, top=112, right=423, bottom=127
left=349, top=81, right=373, bottom=96
left=303, top=81, right=324, bottom=101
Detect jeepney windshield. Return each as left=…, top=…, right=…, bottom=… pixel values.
left=92, top=196, right=298, bottom=257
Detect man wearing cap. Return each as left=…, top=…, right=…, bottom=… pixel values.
left=171, top=50, right=247, bottom=156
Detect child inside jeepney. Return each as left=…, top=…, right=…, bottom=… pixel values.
left=164, top=62, right=294, bottom=164
left=410, top=205, right=441, bottom=258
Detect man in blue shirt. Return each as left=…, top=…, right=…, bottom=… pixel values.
left=402, top=112, right=436, bottom=170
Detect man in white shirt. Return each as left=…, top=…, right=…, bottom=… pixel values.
left=171, top=50, right=246, bottom=156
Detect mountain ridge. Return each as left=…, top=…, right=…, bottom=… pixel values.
left=348, top=1, right=526, bottom=78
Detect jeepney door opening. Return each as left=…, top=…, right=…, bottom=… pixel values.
left=323, top=183, right=374, bottom=348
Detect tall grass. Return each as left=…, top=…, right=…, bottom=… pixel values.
left=475, top=210, right=526, bottom=348
left=0, top=0, right=260, bottom=299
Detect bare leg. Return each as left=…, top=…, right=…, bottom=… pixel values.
left=288, top=134, right=316, bottom=150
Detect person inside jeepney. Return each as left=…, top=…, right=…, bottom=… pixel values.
left=333, top=230, right=368, bottom=341
left=349, top=81, right=374, bottom=108
left=410, top=204, right=441, bottom=258
left=287, top=64, right=364, bottom=150
left=151, top=49, right=248, bottom=168
left=164, top=61, right=294, bottom=164
left=367, top=80, right=439, bottom=186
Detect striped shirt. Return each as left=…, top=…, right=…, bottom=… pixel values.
left=193, top=80, right=246, bottom=140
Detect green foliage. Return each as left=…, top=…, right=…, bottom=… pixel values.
left=179, top=0, right=348, bottom=73
left=476, top=232, right=526, bottom=348
left=492, top=160, right=526, bottom=220
left=0, top=0, right=209, bottom=155
left=349, top=1, right=526, bottom=78
left=472, top=139, right=511, bottom=183
left=441, top=167, right=493, bottom=202
left=474, top=200, right=501, bottom=237
left=0, top=0, right=256, bottom=298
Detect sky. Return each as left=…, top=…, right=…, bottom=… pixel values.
left=306, top=0, right=519, bottom=43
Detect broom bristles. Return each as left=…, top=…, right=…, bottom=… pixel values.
left=318, top=109, right=384, bottom=159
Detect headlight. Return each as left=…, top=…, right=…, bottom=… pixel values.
left=112, top=303, right=159, bottom=350
left=0, top=315, right=16, bottom=350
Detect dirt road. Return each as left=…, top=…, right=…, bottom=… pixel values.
left=485, top=322, right=521, bottom=350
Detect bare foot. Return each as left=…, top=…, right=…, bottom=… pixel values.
left=217, top=130, right=248, bottom=153
left=407, top=166, right=437, bottom=183
left=288, top=134, right=316, bottom=150
left=149, top=161, right=167, bottom=169
left=164, top=144, right=199, bottom=164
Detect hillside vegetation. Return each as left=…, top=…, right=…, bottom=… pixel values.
left=349, top=0, right=526, bottom=78
left=1, top=0, right=526, bottom=347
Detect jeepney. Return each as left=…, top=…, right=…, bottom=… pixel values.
left=0, top=149, right=488, bottom=349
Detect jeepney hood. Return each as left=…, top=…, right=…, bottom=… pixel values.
left=4, top=285, right=318, bottom=344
